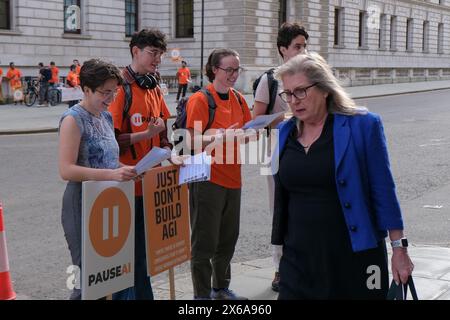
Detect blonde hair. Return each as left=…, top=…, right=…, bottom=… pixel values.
left=274, top=52, right=367, bottom=116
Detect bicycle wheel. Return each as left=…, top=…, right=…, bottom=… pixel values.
left=48, top=89, right=61, bottom=106
left=24, top=91, right=37, bottom=107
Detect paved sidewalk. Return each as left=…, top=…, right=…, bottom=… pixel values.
left=1, top=80, right=450, bottom=135
left=151, top=244, right=450, bottom=300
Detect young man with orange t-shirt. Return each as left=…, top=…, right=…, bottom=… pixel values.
left=66, top=64, right=80, bottom=108
left=186, top=48, right=252, bottom=300
left=6, top=62, right=23, bottom=104
left=6, top=62, right=22, bottom=90
left=108, top=28, right=172, bottom=300
left=176, top=60, right=191, bottom=101
left=49, top=61, right=59, bottom=88
left=73, top=59, right=81, bottom=76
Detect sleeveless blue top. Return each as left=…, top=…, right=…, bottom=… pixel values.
left=59, top=104, right=119, bottom=170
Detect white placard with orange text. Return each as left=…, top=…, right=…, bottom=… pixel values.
left=81, top=181, right=135, bottom=300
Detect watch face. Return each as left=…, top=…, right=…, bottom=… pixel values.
left=401, top=238, right=409, bottom=247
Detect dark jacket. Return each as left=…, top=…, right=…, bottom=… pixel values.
left=271, top=112, right=404, bottom=252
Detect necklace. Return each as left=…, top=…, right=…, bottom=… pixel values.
left=299, top=130, right=322, bottom=149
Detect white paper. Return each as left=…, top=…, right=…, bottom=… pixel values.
left=242, top=111, right=285, bottom=130
left=179, top=152, right=211, bottom=185
left=135, top=147, right=171, bottom=175
left=61, top=87, right=84, bottom=101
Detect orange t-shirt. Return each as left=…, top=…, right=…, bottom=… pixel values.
left=66, top=71, right=79, bottom=87
left=186, top=84, right=252, bottom=189
left=6, top=68, right=22, bottom=89
left=75, top=65, right=81, bottom=75
left=108, top=83, right=171, bottom=196
left=49, top=66, right=59, bottom=84
left=177, top=67, right=191, bottom=85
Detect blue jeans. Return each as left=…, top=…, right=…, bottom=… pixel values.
left=113, top=196, right=154, bottom=300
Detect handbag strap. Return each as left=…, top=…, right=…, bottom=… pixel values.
left=407, top=276, right=419, bottom=300
left=387, top=276, right=418, bottom=300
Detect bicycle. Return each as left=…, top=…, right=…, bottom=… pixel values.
left=24, top=79, right=62, bottom=107
left=48, top=85, right=61, bottom=106
left=24, top=79, right=39, bottom=107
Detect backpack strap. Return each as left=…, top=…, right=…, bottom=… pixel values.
left=199, top=88, right=216, bottom=134
left=120, top=82, right=137, bottom=159
left=122, top=82, right=133, bottom=123
left=266, top=68, right=278, bottom=115
left=231, top=88, right=245, bottom=114
left=200, top=88, right=245, bottom=134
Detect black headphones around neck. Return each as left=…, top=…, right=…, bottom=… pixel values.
left=126, top=66, right=157, bottom=90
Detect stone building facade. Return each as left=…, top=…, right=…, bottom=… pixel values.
left=1, top=0, right=450, bottom=95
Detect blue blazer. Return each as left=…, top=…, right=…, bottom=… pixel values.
left=271, top=113, right=404, bottom=252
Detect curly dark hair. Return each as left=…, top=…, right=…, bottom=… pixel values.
left=205, top=48, right=239, bottom=82
left=129, top=28, right=167, bottom=57
left=277, top=22, right=309, bottom=58
left=79, top=59, right=123, bottom=92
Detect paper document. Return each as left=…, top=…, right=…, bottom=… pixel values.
left=242, top=111, right=285, bottom=130
left=135, top=147, right=171, bottom=175
left=179, top=152, right=212, bottom=185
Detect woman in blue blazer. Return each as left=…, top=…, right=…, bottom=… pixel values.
left=271, top=52, right=413, bottom=299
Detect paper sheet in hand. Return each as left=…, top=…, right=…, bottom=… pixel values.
left=179, top=152, right=212, bottom=184
left=242, top=111, right=285, bottom=130
left=135, top=147, right=171, bottom=175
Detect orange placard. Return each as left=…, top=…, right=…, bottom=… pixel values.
left=143, top=165, right=190, bottom=276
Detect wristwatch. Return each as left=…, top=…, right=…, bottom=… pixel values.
left=391, top=237, right=408, bottom=248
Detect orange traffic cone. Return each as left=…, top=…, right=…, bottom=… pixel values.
left=0, top=203, right=16, bottom=300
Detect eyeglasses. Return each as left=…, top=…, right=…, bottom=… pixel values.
left=278, top=83, right=318, bottom=103
left=143, top=48, right=165, bottom=59
left=216, top=66, right=244, bottom=76
left=96, top=89, right=118, bottom=98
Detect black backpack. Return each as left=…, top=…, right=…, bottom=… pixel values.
left=252, top=68, right=278, bottom=115
left=172, top=88, right=244, bottom=154
left=41, top=67, right=52, bottom=82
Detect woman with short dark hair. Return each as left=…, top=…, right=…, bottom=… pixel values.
left=59, top=58, right=137, bottom=299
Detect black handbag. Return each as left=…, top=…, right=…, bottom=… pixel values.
left=387, top=276, right=419, bottom=300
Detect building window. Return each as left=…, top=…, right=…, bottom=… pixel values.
left=390, top=16, right=397, bottom=50
left=334, top=8, right=343, bottom=46
left=64, top=0, right=81, bottom=34
left=406, top=18, right=413, bottom=51
left=125, top=0, right=138, bottom=37
left=175, top=0, right=193, bottom=38
left=0, top=0, right=11, bottom=30
left=438, top=23, right=444, bottom=53
left=379, top=14, right=386, bottom=49
left=423, top=21, right=429, bottom=53
left=279, top=0, right=287, bottom=28
left=358, top=11, right=368, bottom=48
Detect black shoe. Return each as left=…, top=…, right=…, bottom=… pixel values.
left=271, top=272, right=280, bottom=292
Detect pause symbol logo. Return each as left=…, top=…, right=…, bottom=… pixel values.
left=89, top=188, right=131, bottom=257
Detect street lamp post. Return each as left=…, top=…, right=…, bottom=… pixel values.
left=200, top=0, right=205, bottom=87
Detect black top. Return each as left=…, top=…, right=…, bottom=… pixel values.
left=275, top=114, right=388, bottom=299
